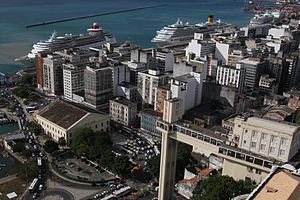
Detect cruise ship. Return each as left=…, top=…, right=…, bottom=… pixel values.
left=16, top=23, right=116, bottom=66
left=249, top=13, right=274, bottom=25
left=152, top=16, right=231, bottom=47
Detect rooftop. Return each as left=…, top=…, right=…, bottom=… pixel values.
left=110, top=98, right=137, bottom=107
left=142, top=109, right=163, bottom=117
left=37, top=99, right=105, bottom=129
left=248, top=165, right=300, bottom=200
left=172, top=74, right=195, bottom=82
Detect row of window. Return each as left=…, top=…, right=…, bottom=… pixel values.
left=219, top=147, right=272, bottom=169
left=175, top=126, right=222, bottom=146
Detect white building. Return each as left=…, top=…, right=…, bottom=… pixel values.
left=36, top=99, right=110, bottom=145
left=232, top=116, right=300, bottom=162
left=109, top=98, right=137, bottom=127
left=216, top=65, right=245, bottom=90
left=170, top=72, right=204, bottom=112
left=137, top=69, right=169, bottom=105
left=185, top=33, right=216, bottom=58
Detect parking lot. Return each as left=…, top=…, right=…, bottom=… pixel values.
left=54, top=151, right=115, bottom=182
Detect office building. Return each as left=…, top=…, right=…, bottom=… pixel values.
left=216, top=65, right=245, bottom=90
left=155, top=84, right=172, bottom=113
left=84, top=66, right=113, bottom=109
left=137, top=69, right=169, bottom=105
left=109, top=98, right=137, bottom=127
left=170, top=72, right=204, bottom=112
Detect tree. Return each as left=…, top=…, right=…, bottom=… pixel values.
left=16, top=161, right=39, bottom=182
left=58, top=137, right=66, bottom=147
left=192, top=175, right=255, bottom=200
left=112, top=155, right=131, bottom=178
left=12, top=142, right=25, bottom=153
left=21, top=73, right=34, bottom=85
left=12, top=86, right=29, bottom=98
left=176, top=142, right=192, bottom=180
left=27, top=121, right=42, bottom=135
left=22, top=149, right=32, bottom=158
left=147, top=155, right=160, bottom=179
left=43, top=139, right=59, bottom=153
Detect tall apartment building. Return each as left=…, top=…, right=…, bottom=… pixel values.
left=216, top=65, right=245, bottom=90
left=110, top=63, right=130, bottom=96
left=84, top=66, right=113, bottom=109
left=109, top=98, right=137, bottom=127
left=237, top=57, right=266, bottom=92
left=280, top=54, right=300, bottom=92
left=155, top=84, right=172, bottom=113
left=137, top=69, right=169, bottom=105
left=124, top=61, right=146, bottom=85
left=185, top=33, right=216, bottom=58
left=156, top=48, right=175, bottom=72
left=43, top=54, right=64, bottom=96
left=170, top=72, right=204, bottom=112
left=259, top=74, right=278, bottom=94
left=215, top=40, right=240, bottom=65
left=62, top=49, right=94, bottom=100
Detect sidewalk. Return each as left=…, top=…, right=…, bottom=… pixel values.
left=0, top=174, right=16, bottom=184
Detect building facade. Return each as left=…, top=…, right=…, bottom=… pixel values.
left=140, top=109, right=163, bottom=136
left=137, top=69, right=169, bottom=105
left=36, top=100, right=110, bottom=145
left=84, top=66, right=113, bottom=108
left=109, top=98, right=137, bottom=127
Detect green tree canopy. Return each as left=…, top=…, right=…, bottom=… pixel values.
left=43, top=139, right=59, bottom=153
left=12, top=142, right=25, bottom=153
left=192, top=175, right=255, bottom=200
left=112, top=155, right=131, bottom=178
left=27, top=121, right=42, bottom=135
left=16, top=161, right=39, bottom=182
left=21, top=73, right=34, bottom=85
left=58, top=137, right=66, bottom=147
left=147, top=155, right=160, bottom=179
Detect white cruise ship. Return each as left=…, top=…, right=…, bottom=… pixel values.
left=16, top=23, right=116, bottom=66
left=249, top=13, right=274, bottom=25
left=152, top=16, right=231, bottom=47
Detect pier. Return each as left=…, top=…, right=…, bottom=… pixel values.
left=26, top=4, right=165, bottom=28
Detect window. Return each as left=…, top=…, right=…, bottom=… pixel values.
left=255, top=169, right=262, bottom=174
left=261, top=133, right=267, bottom=140
left=271, top=135, right=277, bottom=143
left=279, top=149, right=285, bottom=157
left=260, top=144, right=266, bottom=151
left=269, top=147, right=275, bottom=155
left=251, top=142, right=256, bottom=148
left=95, top=124, right=97, bottom=129
left=281, top=138, right=288, bottom=146
left=252, top=131, right=257, bottom=138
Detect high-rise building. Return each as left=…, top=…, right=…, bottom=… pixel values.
left=43, top=54, right=64, bottom=96
left=84, top=66, right=113, bottom=109
left=137, top=69, right=169, bottom=105
left=185, top=32, right=216, bottom=58
left=238, top=57, right=266, bottom=92
left=170, top=72, right=204, bottom=112
left=155, top=84, right=172, bottom=113
left=216, top=65, right=245, bottom=91
left=62, top=49, right=94, bottom=100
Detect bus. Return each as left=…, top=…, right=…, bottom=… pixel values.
left=37, top=157, right=42, bottom=166
left=101, top=194, right=115, bottom=200
left=28, top=178, right=39, bottom=193
left=113, top=186, right=131, bottom=198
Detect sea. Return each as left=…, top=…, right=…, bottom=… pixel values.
left=0, top=0, right=254, bottom=74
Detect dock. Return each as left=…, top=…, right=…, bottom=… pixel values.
left=26, top=4, right=165, bottom=28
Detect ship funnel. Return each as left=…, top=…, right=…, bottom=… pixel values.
left=208, top=15, right=214, bottom=23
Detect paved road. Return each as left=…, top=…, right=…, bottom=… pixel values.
left=24, top=188, right=75, bottom=200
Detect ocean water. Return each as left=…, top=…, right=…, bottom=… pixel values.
left=0, top=123, right=19, bottom=134
left=0, top=0, right=254, bottom=73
